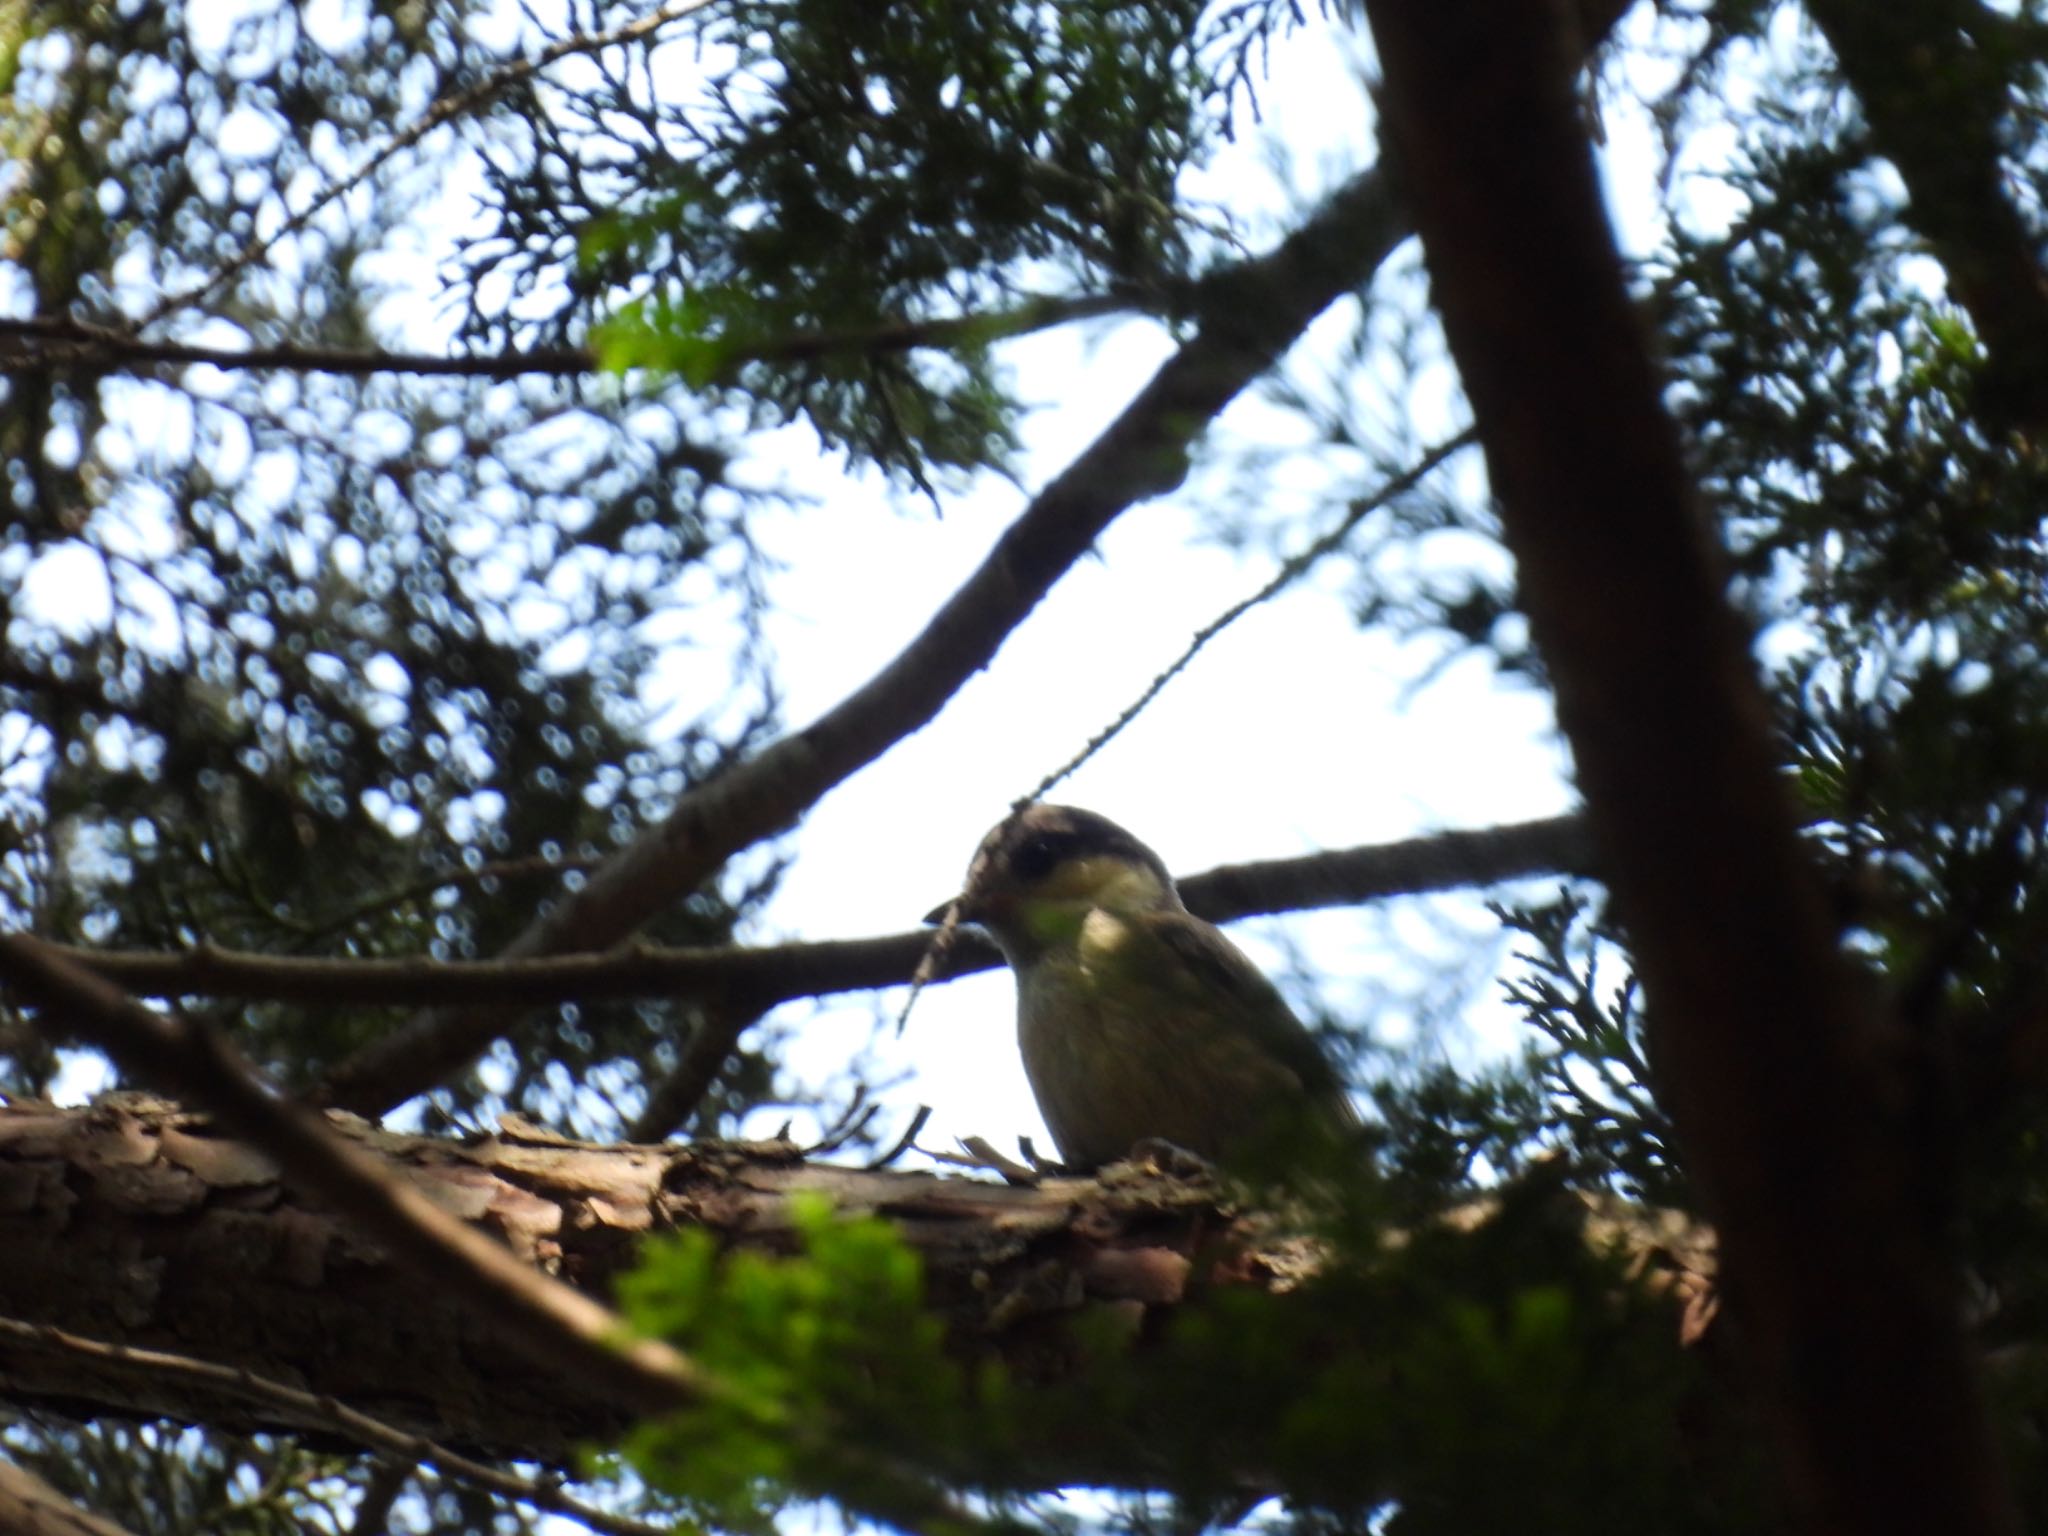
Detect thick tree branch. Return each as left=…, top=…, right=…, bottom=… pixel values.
left=0, top=942, right=1029, bottom=1536
left=0, top=1099, right=1714, bottom=1484
left=0, top=934, right=705, bottom=1422
left=51, top=815, right=1591, bottom=1010
left=1802, top=0, right=2048, bottom=427
left=1358, top=1, right=2016, bottom=1532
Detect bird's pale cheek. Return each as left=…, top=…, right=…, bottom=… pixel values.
left=1077, top=908, right=1133, bottom=966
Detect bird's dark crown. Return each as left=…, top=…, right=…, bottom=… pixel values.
left=970, top=804, right=1175, bottom=896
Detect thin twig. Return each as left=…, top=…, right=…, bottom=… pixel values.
left=44, top=815, right=1592, bottom=1011
left=0, top=293, right=1130, bottom=383
left=864, top=1105, right=933, bottom=1169
left=135, top=0, right=723, bottom=332
left=1028, top=427, right=1478, bottom=802
left=0, top=1317, right=673, bottom=1536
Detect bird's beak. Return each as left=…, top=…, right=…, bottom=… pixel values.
left=924, top=896, right=969, bottom=926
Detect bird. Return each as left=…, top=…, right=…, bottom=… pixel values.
left=928, top=803, right=1358, bottom=1171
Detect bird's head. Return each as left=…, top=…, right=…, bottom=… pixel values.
left=927, top=804, right=1183, bottom=960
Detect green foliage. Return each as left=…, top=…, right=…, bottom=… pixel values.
left=1490, top=891, right=1684, bottom=1208
left=466, top=0, right=1309, bottom=482
left=616, top=1192, right=974, bottom=1528
left=1059, top=1170, right=1751, bottom=1534
left=613, top=1180, right=1752, bottom=1535
left=0, top=0, right=790, bottom=1125
left=1364, top=1055, right=1559, bottom=1211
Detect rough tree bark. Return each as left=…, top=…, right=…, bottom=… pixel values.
left=0, top=1099, right=1711, bottom=1484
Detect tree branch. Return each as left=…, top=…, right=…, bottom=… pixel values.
left=0, top=294, right=1129, bottom=383
left=1357, top=0, right=2017, bottom=1531
left=46, top=815, right=1592, bottom=1010
left=625, top=999, right=765, bottom=1142
left=0, top=1098, right=1715, bottom=1485
left=0, top=1318, right=670, bottom=1536
left=311, top=162, right=1416, bottom=1115
left=0, top=934, right=705, bottom=1422
left=0, top=941, right=1030, bottom=1536
left=0, top=1461, right=141, bottom=1536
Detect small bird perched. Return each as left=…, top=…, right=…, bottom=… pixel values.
left=929, top=803, right=1357, bottom=1170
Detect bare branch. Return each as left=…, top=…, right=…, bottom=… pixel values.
left=1028, top=428, right=1478, bottom=802
left=48, top=815, right=1593, bottom=1010
left=0, top=294, right=1129, bottom=383
left=0, top=1097, right=1717, bottom=1486
left=625, top=999, right=765, bottom=1141
left=1358, top=0, right=2016, bottom=1530
left=0, top=1318, right=672, bottom=1536
left=0, top=938, right=1019, bottom=1536
left=0, top=1461, right=143, bottom=1536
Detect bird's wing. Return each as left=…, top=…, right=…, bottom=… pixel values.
left=1130, top=909, right=1354, bottom=1109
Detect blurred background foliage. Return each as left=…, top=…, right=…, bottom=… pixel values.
left=5, top=0, right=2048, bottom=1530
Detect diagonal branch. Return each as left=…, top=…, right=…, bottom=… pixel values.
left=50, top=815, right=1592, bottom=1010
left=0, top=1318, right=670, bottom=1536
left=0, top=933, right=705, bottom=1421
left=0, top=1461, right=140, bottom=1536
left=1358, top=0, right=2017, bottom=1531
left=313, top=160, right=1414, bottom=1115
left=625, top=999, right=767, bottom=1141
left=0, top=937, right=1019, bottom=1536
left=1027, top=428, right=1477, bottom=802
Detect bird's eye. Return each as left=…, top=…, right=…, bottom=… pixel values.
left=1010, top=835, right=1059, bottom=881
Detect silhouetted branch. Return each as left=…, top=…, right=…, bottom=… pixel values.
left=0, top=1318, right=672, bottom=1536
left=0, top=294, right=1128, bottom=383
left=625, top=1000, right=767, bottom=1141
left=52, top=815, right=1592, bottom=1010
left=1029, top=428, right=1478, bottom=801
left=1360, top=0, right=2017, bottom=1531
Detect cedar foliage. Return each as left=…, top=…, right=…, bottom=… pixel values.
left=3, top=1, right=2047, bottom=1531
